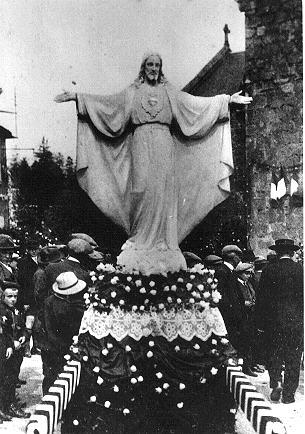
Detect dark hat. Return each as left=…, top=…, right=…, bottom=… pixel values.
left=269, top=238, right=300, bottom=252
left=0, top=280, right=20, bottom=291
left=254, top=256, right=268, bottom=265
left=37, top=246, right=62, bottom=265
left=204, top=254, right=223, bottom=265
left=52, top=271, right=86, bottom=296
left=235, top=262, right=253, bottom=273
left=88, top=250, right=104, bottom=262
left=68, top=239, right=94, bottom=255
left=182, top=251, right=202, bottom=267
left=221, top=245, right=242, bottom=255
left=24, top=238, right=40, bottom=250
left=71, top=233, right=98, bottom=248
left=0, top=234, right=18, bottom=251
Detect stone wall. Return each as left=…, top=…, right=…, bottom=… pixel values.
left=237, top=0, right=303, bottom=254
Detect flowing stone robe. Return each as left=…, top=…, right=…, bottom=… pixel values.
left=76, top=82, right=233, bottom=275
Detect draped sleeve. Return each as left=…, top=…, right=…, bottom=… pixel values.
left=76, top=87, right=135, bottom=233
left=166, top=85, right=233, bottom=243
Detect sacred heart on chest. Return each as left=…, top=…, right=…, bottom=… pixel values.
left=141, top=90, right=164, bottom=119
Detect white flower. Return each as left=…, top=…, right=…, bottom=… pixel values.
left=189, top=298, right=195, bottom=304
left=93, top=366, right=100, bottom=373
left=130, top=365, right=137, bottom=372
left=125, top=345, right=131, bottom=352
left=150, top=289, right=157, bottom=296
left=97, top=376, right=104, bottom=385
left=193, top=343, right=200, bottom=350
left=85, top=299, right=90, bottom=305
left=113, top=385, right=119, bottom=392
left=171, top=285, right=177, bottom=291
left=90, top=395, right=97, bottom=402
left=82, top=355, right=88, bottom=362
left=98, top=275, right=104, bottom=280
left=130, top=378, right=137, bottom=384
left=190, top=274, right=195, bottom=280
left=210, top=283, right=218, bottom=290
left=177, top=278, right=184, bottom=283
left=72, top=347, right=78, bottom=353
left=212, top=339, right=217, bottom=345
left=140, top=305, right=145, bottom=311
left=101, top=298, right=106, bottom=304
left=144, top=298, right=149, bottom=304
left=203, top=291, right=211, bottom=299
left=123, top=408, right=130, bottom=415
left=164, top=286, right=170, bottom=291
left=127, top=276, right=132, bottom=282
left=156, top=372, right=163, bottom=379
left=149, top=341, right=154, bottom=347
left=163, top=383, right=169, bottom=389
left=104, top=401, right=111, bottom=408
left=177, top=402, right=184, bottom=408
left=107, top=343, right=113, bottom=349
left=73, top=419, right=79, bottom=426
left=125, top=286, right=131, bottom=292
left=135, top=280, right=142, bottom=287
left=140, top=287, right=146, bottom=294
left=64, top=354, right=71, bottom=361
left=207, top=278, right=213, bottom=284
left=210, top=270, right=215, bottom=275
left=111, top=291, right=117, bottom=298
left=200, top=377, right=207, bottom=384
left=212, top=290, right=222, bottom=303
left=238, top=358, right=244, bottom=365
left=138, top=376, right=144, bottom=382
left=174, top=345, right=180, bottom=352
left=200, top=300, right=209, bottom=308
left=72, top=335, right=78, bottom=344
left=221, top=338, right=229, bottom=344
left=132, top=305, right=138, bottom=311
left=90, top=271, right=95, bottom=276
left=93, top=302, right=98, bottom=307
left=179, top=383, right=186, bottom=390
left=155, top=387, right=162, bottom=394
left=158, top=303, right=165, bottom=309
left=186, top=283, right=193, bottom=290
left=211, top=367, right=218, bottom=375
left=177, top=298, right=182, bottom=304
left=91, top=276, right=97, bottom=282
left=149, top=281, right=155, bottom=287
left=119, top=299, right=125, bottom=305
left=102, top=349, right=109, bottom=356
left=167, top=297, right=173, bottom=303
left=83, top=293, right=89, bottom=299
left=147, top=351, right=153, bottom=358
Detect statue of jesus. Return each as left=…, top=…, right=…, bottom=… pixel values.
left=55, top=52, right=252, bottom=275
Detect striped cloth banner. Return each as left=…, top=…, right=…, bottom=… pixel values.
left=26, top=362, right=287, bottom=434
left=26, top=360, right=81, bottom=434
left=226, top=366, right=287, bottom=434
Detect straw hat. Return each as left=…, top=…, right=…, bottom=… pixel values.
left=52, top=271, right=86, bottom=296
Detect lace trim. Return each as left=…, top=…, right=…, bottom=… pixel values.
left=79, top=305, right=227, bottom=342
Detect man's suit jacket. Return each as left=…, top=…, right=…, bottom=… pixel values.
left=256, top=258, right=303, bottom=332
left=17, top=254, right=38, bottom=310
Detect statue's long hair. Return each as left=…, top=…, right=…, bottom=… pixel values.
left=134, top=52, right=167, bottom=87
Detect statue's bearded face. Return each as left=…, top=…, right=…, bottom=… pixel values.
left=144, top=55, right=161, bottom=83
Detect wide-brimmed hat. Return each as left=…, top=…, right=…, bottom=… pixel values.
left=204, top=254, right=223, bottom=265
left=68, top=239, right=93, bottom=255
left=71, top=233, right=98, bottom=248
left=52, top=271, right=86, bottom=296
left=0, top=235, right=19, bottom=252
left=235, top=262, right=253, bottom=273
left=221, top=245, right=242, bottom=255
left=37, top=246, right=62, bottom=265
left=269, top=238, right=300, bottom=252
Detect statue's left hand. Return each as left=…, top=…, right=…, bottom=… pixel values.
left=54, top=90, right=76, bottom=103
left=230, top=90, right=253, bottom=105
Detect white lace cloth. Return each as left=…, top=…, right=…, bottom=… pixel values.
left=79, top=305, right=227, bottom=342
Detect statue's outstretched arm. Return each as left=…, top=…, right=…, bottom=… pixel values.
left=54, top=90, right=76, bottom=103
left=230, top=90, right=252, bottom=105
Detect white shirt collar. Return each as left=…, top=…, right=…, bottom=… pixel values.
left=0, top=262, right=12, bottom=273
left=223, top=261, right=234, bottom=271
left=68, top=256, right=80, bottom=263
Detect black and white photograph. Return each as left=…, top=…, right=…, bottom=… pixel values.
left=0, top=0, right=303, bottom=432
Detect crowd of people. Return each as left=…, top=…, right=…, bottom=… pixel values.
left=0, top=231, right=303, bottom=426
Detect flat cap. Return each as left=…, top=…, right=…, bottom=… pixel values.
left=71, top=233, right=98, bottom=248
left=204, top=254, right=223, bottom=265
left=68, top=239, right=93, bottom=255
left=235, top=262, right=253, bottom=273
left=221, top=245, right=242, bottom=255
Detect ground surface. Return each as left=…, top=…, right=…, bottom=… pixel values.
left=0, top=355, right=303, bottom=433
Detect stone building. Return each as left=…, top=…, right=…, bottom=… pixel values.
left=236, top=0, right=303, bottom=254
left=0, top=125, right=14, bottom=228
left=182, top=0, right=303, bottom=257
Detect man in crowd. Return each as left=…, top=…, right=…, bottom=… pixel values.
left=43, top=271, right=86, bottom=394
left=0, top=281, right=30, bottom=420
left=0, top=235, right=18, bottom=285
left=214, top=245, right=246, bottom=363
left=257, top=238, right=303, bottom=404
left=17, top=238, right=41, bottom=357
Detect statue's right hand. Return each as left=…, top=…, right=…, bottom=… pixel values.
left=54, top=90, right=76, bottom=103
